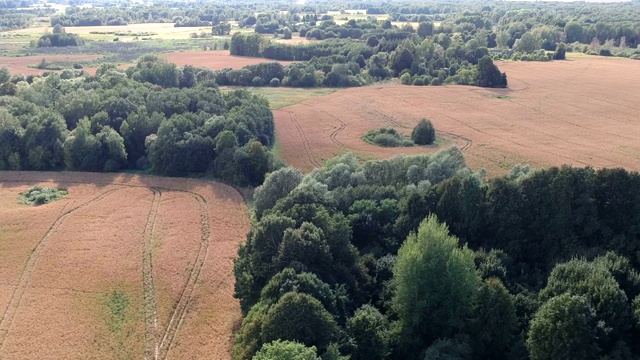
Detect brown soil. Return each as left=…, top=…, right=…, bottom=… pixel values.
left=275, top=55, right=640, bottom=175
left=0, top=54, right=100, bottom=75
left=0, top=172, right=248, bottom=360
left=162, top=50, right=294, bottom=70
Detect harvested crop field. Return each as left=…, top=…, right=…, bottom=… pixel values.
left=0, top=54, right=100, bottom=75
left=274, top=55, right=640, bottom=175
left=162, top=50, right=294, bottom=70
left=0, top=172, right=249, bottom=359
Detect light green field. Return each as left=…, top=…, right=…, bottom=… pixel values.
left=219, top=86, right=335, bottom=110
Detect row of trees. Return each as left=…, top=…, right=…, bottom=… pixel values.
left=230, top=33, right=507, bottom=88
left=0, top=60, right=279, bottom=186
left=234, top=148, right=640, bottom=359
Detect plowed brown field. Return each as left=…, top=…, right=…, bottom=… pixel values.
left=0, top=172, right=248, bottom=360
left=275, top=56, right=640, bottom=175
left=162, top=50, right=294, bottom=70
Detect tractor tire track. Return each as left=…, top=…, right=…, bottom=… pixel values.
left=371, top=109, right=407, bottom=129
left=156, top=193, right=211, bottom=360
left=439, top=131, right=472, bottom=151
left=317, top=109, right=348, bottom=150
left=287, top=110, right=322, bottom=168
left=143, top=189, right=162, bottom=360
left=0, top=187, right=123, bottom=351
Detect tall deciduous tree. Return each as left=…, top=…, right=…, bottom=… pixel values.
left=261, top=292, right=339, bottom=352
left=392, top=214, right=480, bottom=357
left=527, top=294, right=599, bottom=360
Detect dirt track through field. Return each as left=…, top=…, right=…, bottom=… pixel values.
left=274, top=56, right=640, bottom=175
left=143, top=189, right=161, bottom=360
left=0, top=172, right=249, bottom=359
left=156, top=192, right=211, bottom=360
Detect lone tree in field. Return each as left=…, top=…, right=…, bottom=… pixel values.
left=476, top=56, right=507, bottom=88
left=554, top=42, right=567, bottom=60
left=411, top=118, right=436, bottom=145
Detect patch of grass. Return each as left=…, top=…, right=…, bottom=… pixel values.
left=107, top=291, right=130, bottom=333
left=19, top=186, right=67, bottom=205
left=489, top=94, right=511, bottom=100
left=220, top=86, right=335, bottom=110
left=363, top=128, right=414, bottom=147
left=99, top=289, right=139, bottom=360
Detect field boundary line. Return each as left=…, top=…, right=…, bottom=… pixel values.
left=0, top=187, right=123, bottom=351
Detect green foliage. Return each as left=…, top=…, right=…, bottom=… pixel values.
left=253, top=340, right=319, bottom=360
left=392, top=215, right=481, bottom=355
left=235, top=146, right=640, bottom=360
left=346, top=304, right=391, bottom=360
left=554, top=42, right=567, bottom=60
left=527, top=294, right=599, bottom=360
left=37, top=31, right=84, bottom=47
left=19, top=186, right=67, bottom=205
left=476, top=56, right=507, bottom=88
left=260, top=268, right=337, bottom=315
left=362, top=128, right=413, bottom=147
left=423, top=338, right=472, bottom=360
left=539, top=258, right=632, bottom=347
left=63, top=118, right=127, bottom=172
left=411, top=118, right=436, bottom=145
left=254, top=167, right=303, bottom=219
left=261, top=292, right=339, bottom=352
left=468, top=278, right=518, bottom=359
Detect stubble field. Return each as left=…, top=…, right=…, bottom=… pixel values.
left=0, top=172, right=248, bottom=359
left=274, top=55, right=640, bottom=175
left=161, top=50, right=295, bottom=70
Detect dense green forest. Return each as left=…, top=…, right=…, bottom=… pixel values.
left=0, top=58, right=279, bottom=186
left=234, top=149, right=640, bottom=359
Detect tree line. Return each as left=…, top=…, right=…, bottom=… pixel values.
left=233, top=148, right=640, bottom=359
left=0, top=58, right=279, bottom=186
left=230, top=32, right=507, bottom=88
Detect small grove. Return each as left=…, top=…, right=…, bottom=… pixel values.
left=234, top=149, right=640, bottom=359
left=0, top=56, right=280, bottom=187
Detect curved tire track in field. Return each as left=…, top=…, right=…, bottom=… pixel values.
left=439, top=131, right=472, bottom=151
left=311, top=107, right=347, bottom=149
left=318, top=109, right=348, bottom=150
left=156, top=192, right=211, bottom=360
left=287, top=110, right=322, bottom=168
left=0, top=187, right=123, bottom=351
left=371, top=109, right=406, bottom=129
left=143, top=189, right=162, bottom=360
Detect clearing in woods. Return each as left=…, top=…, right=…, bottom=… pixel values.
left=274, top=55, right=640, bottom=175
left=0, top=172, right=248, bottom=360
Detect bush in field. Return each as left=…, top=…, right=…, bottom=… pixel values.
left=363, top=128, right=413, bottom=147
left=411, top=119, right=436, bottom=145
left=554, top=42, right=567, bottom=60
left=19, top=186, right=67, bottom=205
